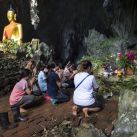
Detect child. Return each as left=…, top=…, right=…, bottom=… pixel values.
left=38, top=65, right=50, bottom=102
left=9, top=69, right=35, bottom=122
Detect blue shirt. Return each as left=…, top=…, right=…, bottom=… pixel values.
left=38, top=71, right=47, bottom=92
left=47, top=71, right=60, bottom=98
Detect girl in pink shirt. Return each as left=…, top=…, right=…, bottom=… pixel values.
left=10, top=69, right=34, bottom=122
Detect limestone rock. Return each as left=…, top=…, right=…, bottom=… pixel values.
left=112, top=89, right=137, bottom=137
left=33, top=42, right=52, bottom=65
left=76, top=124, right=106, bottom=137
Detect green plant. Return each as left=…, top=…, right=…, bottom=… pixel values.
left=117, top=55, right=135, bottom=70
left=2, top=39, right=19, bottom=54
left=117, top=56, right=127, bottom=68
left=25, top=44, right=34, bottom=58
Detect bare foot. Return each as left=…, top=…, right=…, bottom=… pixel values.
left=82, top=108, right=89, bottom=117
left=72, top=106, right=78, bottom=116
left=20, top=108, right=27, bottom=113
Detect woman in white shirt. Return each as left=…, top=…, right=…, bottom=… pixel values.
left=73, top=60, right=101, bottom=117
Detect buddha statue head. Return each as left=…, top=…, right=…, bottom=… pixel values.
left=7, top=7, right=16, bottom=22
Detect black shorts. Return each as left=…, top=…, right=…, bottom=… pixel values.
left=75, top=100, right=101, bottom=109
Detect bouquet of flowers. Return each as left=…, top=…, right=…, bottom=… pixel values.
left=116, top=51, right=135, bottom=75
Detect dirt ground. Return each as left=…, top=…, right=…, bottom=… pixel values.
left=0, top=93, right=118, bottom=137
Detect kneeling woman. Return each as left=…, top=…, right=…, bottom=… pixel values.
left=73, top=60, right=101, bottom=117
left=9, top=69, right=36, bottom=122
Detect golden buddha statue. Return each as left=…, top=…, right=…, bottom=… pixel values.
left=2, top=8, right=23, bottom=45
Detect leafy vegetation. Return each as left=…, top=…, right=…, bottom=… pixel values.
left=2, top=39, right=19, bottom=54
left=24, top=43, right=35, bottom=58
left=2, top=40, right=35, bottom=58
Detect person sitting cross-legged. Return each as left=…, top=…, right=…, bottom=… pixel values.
left=72, top=60, right=102, bottom=117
